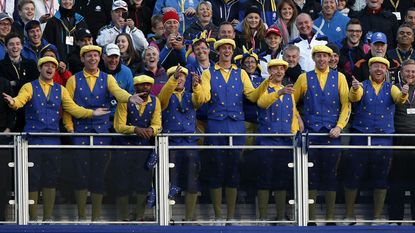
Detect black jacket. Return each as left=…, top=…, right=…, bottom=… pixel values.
left=183, top=21, right=219, bottom=40
left=338, top=38, right=369, bottom=83
left=294, top=0, right=322, bottom=20
left=128, top=4, right=152, bottom=37
left=0, top=56, right=38, bottom=132
left=349, top=7, right=399, bottom=49
left=353, top=52, right=400, bottom=84
left=74, top=0, right=112, bottom=40
left=0, top=77, right=15, bottom=131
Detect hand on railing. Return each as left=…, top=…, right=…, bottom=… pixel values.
left=2, top=92, right=15, bottom=107
left=92, top=108, right=111, bottom=117
left=329, top=126, right=342, bottom=138
left=134, top=127, right=154, bottom=140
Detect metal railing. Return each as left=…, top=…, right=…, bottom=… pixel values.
left=1, top=132, right=415, bottom=226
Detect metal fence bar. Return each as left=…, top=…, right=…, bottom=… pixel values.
left=157, top=136, right=170, bottom=226
left=15, top=136, right=29, bottom=225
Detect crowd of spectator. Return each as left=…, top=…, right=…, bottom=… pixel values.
left=0, top=0, right=414, bottom=226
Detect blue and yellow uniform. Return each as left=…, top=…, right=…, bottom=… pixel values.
left=113, top=75, right=162, bottom=221
left=158, top=67, right=202, bottom=220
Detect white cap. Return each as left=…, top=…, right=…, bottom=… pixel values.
left=112, top=0, right=128, bottom=11
left=104, top=43, right=120, bottom=56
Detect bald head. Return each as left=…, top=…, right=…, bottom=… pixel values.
left=296, top=13, right=313, bottom=36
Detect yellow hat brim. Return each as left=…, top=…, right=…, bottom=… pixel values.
left=38, top=57, right=58, bottom=67
left=311, top=45, right=333, bottom=56
left=214, top=39, right=236, bottom=51
left=134, top=75, right=155, bottom=85
left=167, top=66, right=189, bottom=77
left=267, top=59, right=288, bottom=69
left=368, top=57, right=390, bottom=69
left=80, top=45, right=102, bottom=57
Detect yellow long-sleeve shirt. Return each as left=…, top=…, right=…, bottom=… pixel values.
left=257, top=82, right=299, bottom=133
left=114, top=96, right=162, bottom=135
left=195, top=63, right=269, bottom=105
left=157, top=76, right=203, bottom=111
left=293, top=68, right=351, bottom=129
left=63, top=69, right=132, bottom=131
left=349, top=77, right=408, bottom=104
left=12, top=79, right=93, bottom=118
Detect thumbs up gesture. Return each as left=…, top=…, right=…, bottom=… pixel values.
left=351, top=76, right=362, bottom=90
left=402, top=83, right=409, bottom=96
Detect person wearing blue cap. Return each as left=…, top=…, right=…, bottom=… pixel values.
left=22, top=20, right=59, bottom=64
left=353, top=32, right=400, bottom=85
left=344, top=57, right=409, bottom=222
left=2, top=56, right=110, bottom=221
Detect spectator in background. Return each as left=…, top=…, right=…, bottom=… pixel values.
left=215, top=21, right=242, bottom=59
left=338, top=18, right=369, bottom=84
left=210, top=0, right=242, bottom=27
left=353, top=32, right=400, bottom=84
left=405, top=8, right=415, bottom=30
left=0, top=0, right=16, bottom=19
left=128, top=0, right=152, bottom=36
left=139, top=46, right=168, bottom=96
left=349, top=0, right=399, bottom=48
left=183, top=1, right=218, bottom=41
left=153, top=0, right=199, bottom=34
left=32, top=0, right=58, bottom=28
left=313, top=0, right=349, bottom=44
left=273, top=0, right=299, bottom=46
left=22, top=20, right=59, bottom=64
left=388, top=60, right=415, bottom=224
left=326, top=42, right=340, bottom=70
left=240, top=0, right=278, bottom=27
left=259, top=26, right=283, bottom=78
left=0, top=32, right=39, bottom=132
left=41, top=47, right=72, bottom=86
left=43, top=0, right=87, bottom=63
left=292, top=0, right=321, bottom=20
left=387, top=24, right=415, bottom=65
left=67, top=28, right=93, bottom=74
left=382, top=0, right=413, bottom=24
left=337, top=0, right=351, bottom=16
left=155, top=10, right=187, bottom=69
left=290, top=13, right=328, bottom=72
left=73, top=0, right=112, bottom=40
left=116, top=33, right=142, bottom=75
left=147, top=15, right=164, bottom=42
left=96, top=0, right=148, bottom=54
left=282, top=44, right=303, bottom=84
left=235, top=6, right=267, bottom=51
left=0, top=12, right=13, bottom=60
left=12, top=0, right=36, bottom=37
left=100, top=43, right=135, bottom=120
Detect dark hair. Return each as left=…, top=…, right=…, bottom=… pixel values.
left=151, top=15, right=163, bottom=28
left=346, top=18, right=361, bottom=28
left=18, top=0, right=35, bottom=11
left=276, top=0, right=298, bottom=27
left=115, top=33, right=139, bottom=64
left=40, top=46, right=58, bottom=58
left=219, top=21, right=233, bottom=28
left=406, top=7, right=415, bottom=15
left=5, top=32, right=22, bottom=45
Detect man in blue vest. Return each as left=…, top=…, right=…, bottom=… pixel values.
left=113, top=75, right=162, bottom=221
left=63, top=45, right=144, bottom=221
left=196, top=38, right=269, bottom=222
left=2, top=56, right=109, bottom=221
left=344, top=57, right=408, bottom=223
left=158, top=65, right=202, bottom=221
left=255, top=59, right=302, bottom=221
left=293, top=45, right=350, bottom=225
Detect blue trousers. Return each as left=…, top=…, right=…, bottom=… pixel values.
left=205, top=119, right=245, bottom=188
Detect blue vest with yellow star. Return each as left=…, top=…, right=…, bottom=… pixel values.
left=257, top=86, right=293, bottom=145
left=162, top=92, right=197, bottom=145
left=352, top=80, right=395, bottom=133
left=244, top=73, right=264, bottom=123
left=25, top=79, right=61, bottom=133
left=303, top=69, right=340, bottom=132
left=73, top=71, right=111, bottom=133
left=124, top=95, right=157, bottom=145
left=207, top=67, right=244, bottom=121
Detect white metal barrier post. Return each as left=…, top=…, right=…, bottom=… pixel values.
left=301, top=133, right=310, bottom=226
left=15, top=136, right=30, bottom=225
left=157, top=136, right=170, bottom=226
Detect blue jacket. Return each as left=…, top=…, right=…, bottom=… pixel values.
left=153, top=0, right=199, bottom=34
left=209, top=0, right=243, bottom=27
left=0, top=41, right=5, bottom=60
left=109, top=64, right=134, bottom=118
left=22, top=39, right=59, bottom=63
left=313, top=11, right=350, bottom=44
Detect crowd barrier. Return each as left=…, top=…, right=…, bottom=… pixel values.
left=0, top=132, right=414, bottom=228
